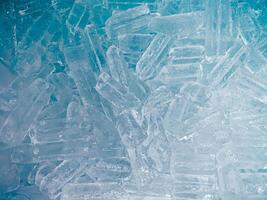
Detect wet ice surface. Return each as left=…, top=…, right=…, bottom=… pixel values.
left=0, top=0, right=267, bottom=199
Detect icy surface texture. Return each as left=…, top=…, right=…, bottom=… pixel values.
left=0, top=0, right=267, bottom=199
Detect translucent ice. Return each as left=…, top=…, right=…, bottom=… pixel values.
left=0, top=79, right=53, bottom=145
left=205, top=0, right=238, bottom=56
left=105, top=5, right=151, bottom=39
left=149, top=11, right=204, bottom=36
left=1, top=1, right=267, bottom=200
left=136, top=33, right=173, bottom=81
left=96, top=72, right=142, bottom=112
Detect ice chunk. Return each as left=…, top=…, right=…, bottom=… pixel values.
left=61, top=182, right=123, bottom=200
left=171, top=147, right=216, bottom=175
left=178, top=0, right=204, bottom=13
left=84, top=106, right=125, bottom=148
left=238, top=3, right=260, bottom=45
left=127, top=147, right=155, bottom=186
left=48, top=73, right=77, bottom=102
left=19, top=11, right=61, bottom=49
left=107, top=45, right=128, bottom=85
left=36, top=102, right=67, bottom=123
left=11, top=139, right=96, bottom=163
left=118, top=33, right=154, bottom=68
left=257, top=37, right=267, bottom=59
left=34, top=118, right=68, bottom=135
left=15, top=44, right=43, bottom=77
left=142, top=86, right=174, bottom=117
left=39, top=159, right=88, bottom=199
left=168, top=46, right=205, bottom=65
left=217, top=145, right=267, bottom=200
left=172, top=38, right=205, bottom=47
left=205, top=0, right=238, bottom=56
left=105, top=4, right=151, bottom=39
left=30, top=125, right=92, bottom=144
left=136, top=34, right=173, bottom=81
left=12, top=114, right=127, bottom=163
left=84, top=158, right=132, bottom=181
left=171, top=143, right=218, bottom=200
left=6, top=185, right=50, bottom=200
left=158, top=0, right=204, bottom=15
left=0, top=62, right=16, bottom=90
left=0, top=79, right=52, bottom=145
left=33, top=162, right=58, bottom=186
left=164, top=82, right=210, bottom=138
left=148, top=11, right=204, bottom=36
left=206, top=42, right=248, bottom=88
left=1, top=1, right=267, bottom=199
left=83, top=24, right=107, bottom=74
left=64, top=45, right=104, bottom=110
left=11, top=114, right=127, bottom=163
left=124, top=175, right=173, bottom=198
left=155, top=64, right=201, bottom=89
left=116, top=110, right=147, bottom=148
left=107, top=46, right=149, bottom=102
left=105, top=0, right=158, bottom=11
left=31, top=103, right=80, bottom=141
left=0, top=148, right=20, bottom=193
left=51, top=0, right=74, bottom=14
left=66, top=0, right=90, bottom=34
left=244, top=47, right=267, bottom=74
left=96, top=72, right=141, bottom=112
left=127, top=72, right=149, bottom=103
left=147, top=122, right=171, bottom=173
left=118, top=33, right=153, bottom=55
left=232, top=69, right=267, bottom=104
left=172, top=173, right=218, bottom=200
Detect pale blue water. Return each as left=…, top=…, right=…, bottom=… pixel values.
left=0, top=0, right=267, bottom=199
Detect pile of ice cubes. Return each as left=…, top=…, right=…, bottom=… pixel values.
left=0, top=0, right=267, bottom=199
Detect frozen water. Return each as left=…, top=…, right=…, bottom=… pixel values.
left=0, top=0, right=267, bottom=199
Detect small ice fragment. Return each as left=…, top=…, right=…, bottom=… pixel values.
left=244, top=47, right=267, bottom=74
left=104, top=46, right=151, bottom=103
left=0, top=148, right=20, bottom=193
left=233, top=69, right=267, bottom=104
left=164, top=83, right=209, bottom=138
left=0, top=62, right=16, bottom=90
left=61, top=182, right=122, bottom=200
left=206, top=41, right=247, bottom=88
left=48, top=73, right=77, bottom=103
left=105, top=4, right=151, bottom=39
left=148, top=11, right=204, bottom=36
left=0, top=79, right=52, bottom=145
left=39, top=159, right=88, bottom=199
left=155, top=64, right=201, bottom=88
left=9, top=185, right=50, bottom=200
left=96, top=72, right=141, bottom=112
left=107, top=45, right=128, bottom=85
left=116, top=110, right=147, bottom=147
left=205, top=0, right=238, bottom=56
left=83, top=24, right=107, bottom=74
left=64, top=45, right=104, bottom=110
left=147, top=125, right=171, bottom=173
left=118, top=33, right=153, bottom=56
left=136, top=33, right=173, bottom=81
left=142, top=86, right=174, bottom=117
left=238, top=3, right=260, bottom=45
left=105, top=0, right=158, bottom=11
left=85, top=158, right=132, bottom=181
left=19, top=12, right=60, bottom=49
left=11, top=139, right=98, bottom=163
left=66, top=0, right=90, bottom=33
left=168, top=46, right=205, bottom=65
